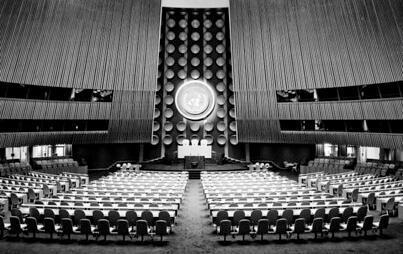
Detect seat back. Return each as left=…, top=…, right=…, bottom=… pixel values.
left=117, top=219, right=129, bottom=235
left=74, top=209, right=86, bottom=226
left=329, top=217, right=341, bottom=233
left=275, top=218, right=287, bottom=234
left=125, top=210, right=137, bottom=228
left=44, top=208, right=55, bottom=219
left=238, top=219, right=250, bottom=235
left=357, top=206, right=367, bottom=222
left=351, top=189, right=359, bottom=202
left=10, top=193, right=19, bottom=206
left=92, top=210, right=105, bottom=224
left=98, top=219, right=111, bottom=235
left=80, top=219, right=92, bottom=234
left=311, top=218, right=323, bottom=233
left=28, top=188, right=36, bottom=201
left=232, top=210, right=245, bottom=226
left=158, top=210, right=171, bottom=226
left=267, top=209, right=278, bottom=226
left=218, top=220, right=231, bottom=236
left=29, top=207, right=41, bottom=221
left=61, top=218, right=73, bottom=234
left=342, top=207, right=353, bottom=223
left=9, top=216, right=22, bottom=234
left=346, top=216, right=357, bottom=232
left=11, top=208, right=23, bottom=222
left=155, top=220, right=167, bottom=236
left=43, top=217, right=56, bottom=234
left=328, top=207, right=340, bottom=222
left=299, top=209, right=311, bottom=224
left=216, top=210, right=228, bottom=226
left=250, top=210, right=262, bottom=225
left=385, top=197, right=395, bottom=211
left=282, top=209, right=294, bottom=225
left=362, top=215, right=374, bottom=231
left=141, top=210, right=154, bottom=227
left=59, top=209, right=70, bottom=220
left=136, top=219, right=148, bottom=236
left=314, top=208, right=325, bottom=220
left=378, top=214, right=389, bottom=229
left=293, top=218, right=305, bottom=234
left=367, top=192, right=375, bottom=205
left=108, top=210, right=120, bottom=227
left=25, top=217, right=38, bottom=233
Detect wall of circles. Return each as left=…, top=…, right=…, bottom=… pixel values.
left=152, top=8, right=238, bottom=159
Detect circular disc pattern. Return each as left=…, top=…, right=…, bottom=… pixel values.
left=164, top=108, right=174, bottom=118
left=191, top=70, right=200, bottom=79
left=154, top=108, right=160, bottom=118
left=204, top=122, right=214, bottom=132
left=205, top=135, right=214, bottom=145
left=165, top=82, right=174, bottom=92
left=190, top=123, right=200, bottom=132
left=152, top=135, right=159, bottom=145
left=204, top=57, right=213, bottom=67
left=217, top=135, right=227, bottom=145
left=178, top=44, right=187, bottom=54
left=164, top=121, right=174, bottom=132
left=217, top=121, right=226, bottom=131
left=191, top=32, right=200, bottom=41
left=191, top=19, right=200, bottom=28
left=204, top=32, right=212, bottom=41
left=165, top=95, right=174, bottom=105
left=163, top=135, right=173, bottom=145
left=230, top=135, right=238, bottom=145
left=216, top=82, right=225, bottom=92
left=175, top=80, right=216, bottom=121
left=176, top=121, right=186, bottom=132
left=191, top=57, right=200, bottom=67
left=176, top=135, right=186, bottom=145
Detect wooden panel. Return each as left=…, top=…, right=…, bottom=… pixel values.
left=230, top=0, right=403, bottom=148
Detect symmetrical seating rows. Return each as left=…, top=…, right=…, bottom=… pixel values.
left=1, top=170, right=188, bottom=242
left=34, top=158, right=80, bottom=175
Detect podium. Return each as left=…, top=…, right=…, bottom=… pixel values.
left=184, top=156, right=205, bottom=169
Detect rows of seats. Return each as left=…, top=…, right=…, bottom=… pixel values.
left=34, top=158, right=79, bottom=175
left=300, top=158, right=351, bottom=174
left=1, top=207, right=171, bottom=242
left=355, top=162, right=395, bottom=177
left=1, top=170, right=188, bottom=243
left=0, top=171, right=86, bottom=213
left=0, top=162, right=31, bottom=177
left=299, top=170, right=403, bottom=216
left=216, top=209, right=389, bottom=242
left=201, top=170, right=383, bottom=242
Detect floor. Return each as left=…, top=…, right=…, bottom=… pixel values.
left=0, top=178, right=403, bottom=254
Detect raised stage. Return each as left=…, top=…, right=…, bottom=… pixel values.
left=141, top=163, right=248, bottom=179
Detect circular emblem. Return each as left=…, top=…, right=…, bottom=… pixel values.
left=175, top=81, right=215, bottom=120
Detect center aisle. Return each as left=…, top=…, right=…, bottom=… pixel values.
left=171, top=179, right=215, bottom=253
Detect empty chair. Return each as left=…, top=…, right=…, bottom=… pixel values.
left=274, top=218, right=288, bottom=240
left=282, top=209, right=294, bottom=228
left=351, top=189, right=359, bottom=202
left=116, top=219, right=131, bottom=241
left=11, top=208, right=24, bottom=223
left=74, top=209, right=86, bottom=227
left=154, top=220, right=168, bottom=242
left=10, top=193, right=22, bottom=209
left=29, top=207, right=41, bottom=222
left=357, top=215, right=374, bottom=236
left=383, top=197, right=395, bottom=216
left=24, top=217, right=39, bottom=239
left=60, top=218, right=76, bottom=240
left=299, top=209, right=311, bottom=225
left=356, top=206, right=368, bottom=222
left=217, top=219, right=231, bottom=242
left=80, top=219, right=94, bottom=241
left=232, top=210, right=245, bottom=230
left=92, top=210, right=105, bottom=225
left=108, top=210, right=120, bottom=230
left=44, top=208, right=55, bottom=219
left=237, top=219, right=251, bottom=241
left=309, top=218, right=324, bottom=239
left=136, top=219, right=150, bottom=241
left=125, top=210, right=137, bottom=232
left=373, top=214, right=389, bottom=235
left=59, top=209, right=70, bottom=221
left=96, top=219, right=111, bottom=241
left=342, top=216, right=358, bottom=237
left=267, top=210, right=278, bottom=231
left=42, top=217, right=58, bottom=239
left=158, top=210, right=172, bottom=231
left=290, top=218, right=306, bottom=240
left=141, top=210, right=154, bottom=229
left=8, top=216, right=23, bottom=238
left=252, top=218, right=268, bottom=241
left=341, top=207, right=353, bottom=224
left=366, top=192, right=376, bottom=210
left=314, top=208, right=326, bottom=220
left=328, top=207, right=340, bottom=222
left=325, top=217, right=342, bottom=238
left=250, top=210, right=262, bottom=231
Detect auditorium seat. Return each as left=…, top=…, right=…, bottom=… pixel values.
left=274, top=218, right=288, bottom=240
left=42, top=217, right=58, bottom=239
left=116, top=219, right=131, bottom=241
left=309, top=218, right=324, bottom=239
left=236, top=219, right=251, bottom=241
left=217, top=220, right=231, bottom=242
left=289, top=218, right=306, bottom=240
left=374, top=214, right=389, bottom=235
left=154, top=220, right=168, bottom=242
left=136, top=219, right=150, bottom=241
